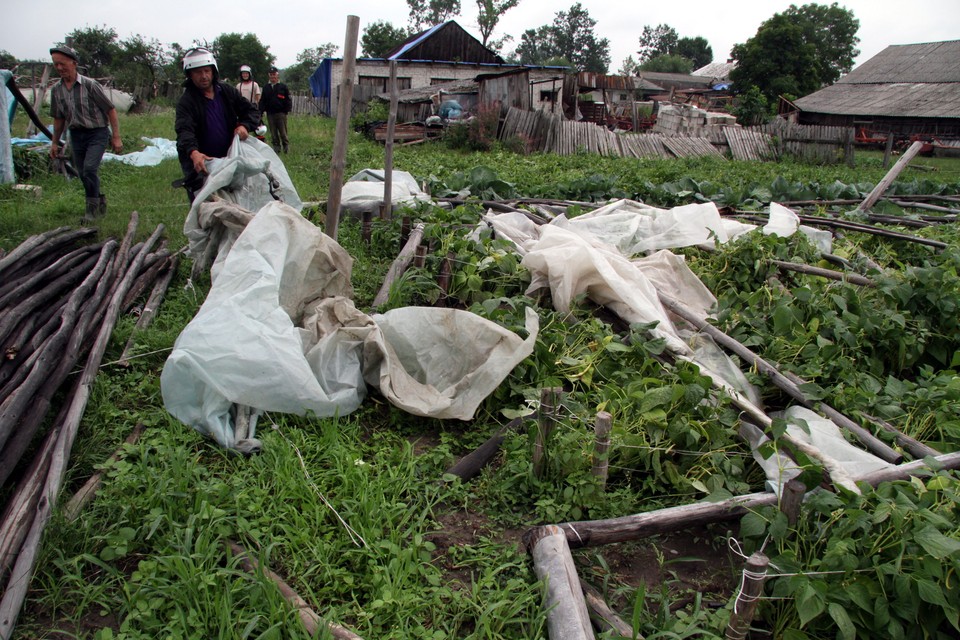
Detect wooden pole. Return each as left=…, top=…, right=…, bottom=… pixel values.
left=227, top=541, right=363, bottom=640
left=856, top=140, right=925, bottom=212
left=443, top=418, right=523, bottom=482
left=592, top=411, right=612, bottom=490
left=725, top=552, right=769, bottom=640
left=882, top=134, right=895, bottom=168
left=526, top=525, right=595, bottom=640
left=779, top=479, right=806, bottom=527
left=580, top=580, right=637, bottom=638
left=63, top=424, right=146, bottom=521
left=533, top=387, right=562, bottom=479
left=381, top=61, right=398, bottom=220
left=372, top=223, right=424, bottom=309
left=325, top=15, right=360, bottom=241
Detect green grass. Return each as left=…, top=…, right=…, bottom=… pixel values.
left=3, top=110, right=960, bottom=639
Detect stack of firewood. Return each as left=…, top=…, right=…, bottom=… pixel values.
left=0, top=214, right=175, bottom=635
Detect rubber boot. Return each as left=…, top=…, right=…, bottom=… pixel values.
left=83, top=197, right=100, bottom=224
left=98, top=194, right=107, bottom=217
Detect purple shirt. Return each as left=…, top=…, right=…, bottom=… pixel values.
left=201, top=86, right=232, bottom=158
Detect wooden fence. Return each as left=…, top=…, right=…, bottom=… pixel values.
left=498, top=107, right=855, bottom=164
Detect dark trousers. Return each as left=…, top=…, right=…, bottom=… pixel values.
left=69, top=127, right=109, bottom=198
left=267, top=112, right=289, bottom=152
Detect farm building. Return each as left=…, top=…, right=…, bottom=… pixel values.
left=309, top=20, right=566, bottom=117
left=793, top=39, right=960, bottom=139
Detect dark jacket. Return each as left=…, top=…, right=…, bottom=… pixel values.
left=175, top=79, right=260, bottom=178
left=259, top=82, right=292, bottom=115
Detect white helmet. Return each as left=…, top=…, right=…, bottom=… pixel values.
left=240, top=64, right=252, bottom=74
left=183, top=47, right=218, bottom=74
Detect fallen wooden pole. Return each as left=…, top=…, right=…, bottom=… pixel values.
left=580, top=580, right=637, bottom=638
left=857, top=141, right=925, bottom=212
left=525, top=525, right=595, bottom=639
left=63, top=424, right=146, bottom=521
left=658, top=293, right=903, bottom=464
left=227, top=541, right=364, bottom=639
left=118, top=251, right=180, bottom=366
left=553, top=451, right=960, bottom=549
left=443, top=418, right=522, bottom=482
left=770, top=259, right=874, bottom=287
left=371, top=223, right=424, bottom=309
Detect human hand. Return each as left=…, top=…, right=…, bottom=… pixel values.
left=235, top=125, right=249, bottom=141
left=190, top=150, right=211, bottom=174
left=111, top=135, right=123, bottom=154
left=49, top=142, right=60, bottom=159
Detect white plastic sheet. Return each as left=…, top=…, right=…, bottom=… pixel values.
left=340, top=168, right=434, bottom=215
left=102, top=137, right=178, bottom=166
left=162, top=201, right=538, bottom=451
left=1, top=70, right=14, bottom=185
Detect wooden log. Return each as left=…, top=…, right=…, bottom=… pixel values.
left=580, top=580, right=636, bottom=638
left=325, top=15, right=361, bottom=240
left=859, top=413, right=940, bottom=460
left=0, top=243, right=98, bottom=306
left=554, top=451, right=960, bottom=549
left=63, top=424, right=146, bottom=521
left=443, top=418, right=523, bottom=482
left=0, top=221, right=161, bottom=638
left=770, top=259, right=874, bottom=287
left=592, top=411, right=612, bottom=490
left=372, top=223, right=426, bottom=309
left=856, top=141, right=925, bottom=212
left=658, top=293, right=903, bottom=465
left=118, top=251, right=180, bottom=366
left=725, top=552, right=769, bottom=640
left=227, top=541, right=364, bottom=639
left=779, top=479, right=806, bottom=527
left=526, top=525, right=595, bottom=640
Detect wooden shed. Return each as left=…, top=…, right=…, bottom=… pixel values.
left=793, top=40, right=960, bottom=139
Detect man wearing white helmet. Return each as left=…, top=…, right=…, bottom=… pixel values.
left=236, top=65, right=261, bottom=104
left=174, top=47, right=260, bottom=202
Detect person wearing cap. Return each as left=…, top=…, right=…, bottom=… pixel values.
left=48, top=45, right=122, bottom=223
left=174, top=47, right=260, bottom=202
left=259, top=67, right=292, bottom=154
left=236, top=65, right=261, bottom=104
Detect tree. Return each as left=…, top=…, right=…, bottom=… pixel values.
left=730, top=2, right=859, bottom=103
left=113, top=35, right=169, bottom=94
left=210, top=33, right=275, bottom=83
left=282, top=45, right=338, bottom=92
left=475, top=0, right=521, bottom=47
left=0, top=50, right=17, bottom=70
left=60, top=26, right=120, bottom=77
left=515, top=3, right=609, bottom=72
left=361, top=21, right=409, bottom=58
left=640, top=54, right=693, bottom=74
left=675, top=36, right=713, bottom=70
left=618, top=55, right=641, bottom=76
left=637, top=24, right=678, bottom=62
left=407, top=0, right=461, bottom=32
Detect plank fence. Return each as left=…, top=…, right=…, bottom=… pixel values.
left=498, top=107, right=855, bottom=164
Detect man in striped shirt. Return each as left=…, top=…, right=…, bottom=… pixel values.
left=48, top=45, right=123, bottom=223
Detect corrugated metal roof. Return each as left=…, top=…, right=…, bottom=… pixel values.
left=838, top=40, right=960, bottom=84
left=794, top=82, right=960, bottom=118
left=692, top=62, right=736, bottom=80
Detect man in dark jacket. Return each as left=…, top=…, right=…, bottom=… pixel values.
left=174, top=47, right=260, bottom=202
left=259, top=67, right=292, bottom=154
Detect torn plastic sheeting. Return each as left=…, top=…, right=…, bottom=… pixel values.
left=742, top=406, right=895, bottom=496
left=183, top=135, right=302, bottom=273
left=162, top=201, right=538, bottom=451
left=102, top=137, right=178, bottom=166
left=340, top=168, right=434, bottom=215
left=764, top=202, right=833, bottom=254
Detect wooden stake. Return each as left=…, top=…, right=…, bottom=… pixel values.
left=533, top=387, right=562, bottom=479
left=857, top=140, right=925, bottom=212
left=725, top=552, right=769, bottom=640
left=779, top=479, right=806, bottom=527
left=592, top=411, right=612, bottom=490
left=381, top=61, right=398, bottom=220
left=325, top=15, right=360, bottom=241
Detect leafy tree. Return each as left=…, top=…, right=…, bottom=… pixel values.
left=640, top=54, right=693, bottom=74
left=475, top=0, right=521, bottom=47
left=515, top=3, right=609, bottom=72
left=675, top=36, right=713, bottom=70
left=407, top=0, right=461, bottom=32
left=361, top=20, right=409, bottom=58
left=0, top=50, right=17, bottom=70
left=282, top=45, right=338, bottom=92
left=618, top=55, right=641, bottom=76
left=112, top=35, right=169, bottom=94
left=210, top=33, right=275, bottom=83
left=730, top=2, right=859, bottom=103
left=637, top=24, right=678, bottom=62
left=59, top=25, right=120, bottom=77
left=732, top=85, right=770, bottom=125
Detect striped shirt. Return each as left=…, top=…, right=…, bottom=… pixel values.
left=50, top=74, right=115, bottom=130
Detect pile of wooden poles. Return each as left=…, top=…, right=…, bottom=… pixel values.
left=0, top=214, right=175, bottom=637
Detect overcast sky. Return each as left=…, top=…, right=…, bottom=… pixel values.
left=5, top=0, right=959, bottom=74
